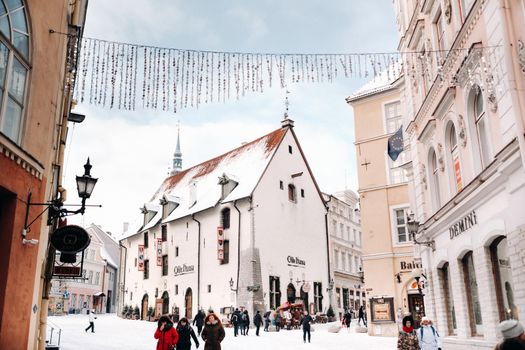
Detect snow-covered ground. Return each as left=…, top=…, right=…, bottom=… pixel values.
left=48, top=314, right=396, bottom=350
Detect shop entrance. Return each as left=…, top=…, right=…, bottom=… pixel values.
left=141, top=294, right=149, bottom=320
left=407, top=294, right=425, bottom=328
left=185, top=288, right=193, bottom=319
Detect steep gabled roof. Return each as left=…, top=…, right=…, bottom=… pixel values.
left=131, top=127, right=288, bottom=229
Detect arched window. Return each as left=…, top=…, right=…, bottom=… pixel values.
left=221, top=208, right=230, bottom=229
left=462, top=251, right=483, bottom=335
left=490, top=237, right=518, bottom=321
left=288, top=184, right=296, bottom=202
left=447, top=123, right=462, bottom=193
left=470, top=87, right=491, bottom=168
left=439, top=263, right=456, bottom=334
left=162, top=291, right=169, bottom=315
left=429, top=148, right=441, bottom=212
left=0, top=0, right=30, bottom=144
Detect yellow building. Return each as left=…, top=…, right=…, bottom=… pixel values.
left=347, top=74, right=425, bottom=337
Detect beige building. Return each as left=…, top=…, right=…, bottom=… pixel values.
left=394, top=0, right=525, bottom=349
left=347, top=74, right=426, bottom=337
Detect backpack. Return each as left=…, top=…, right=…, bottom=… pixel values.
left=241, top=313, right=247, bottom=321
left=420, top=326, right=438, bottom=341
left=232, top=314, right=238, bottom=322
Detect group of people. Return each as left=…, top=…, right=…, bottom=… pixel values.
left=230, top=308, right=252, bottom=336
left=341, top=306, right=367, bottom=329
left=154, top=311, right=225, bottom=350
left=398, top=315, right=525, bottom=350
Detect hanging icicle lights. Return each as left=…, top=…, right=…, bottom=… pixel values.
left=72, top=37, right=501, bottom=113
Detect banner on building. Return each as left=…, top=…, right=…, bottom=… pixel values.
left=138, top=245, right=145, bottom=271
left=156, top=238, right=163, bottom=266
left=217, top=226, right=224, bottom=260
left=453, top=148, right=462, bottom=192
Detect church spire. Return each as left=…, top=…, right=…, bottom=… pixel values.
left=171, top=122, right=183, bottom=176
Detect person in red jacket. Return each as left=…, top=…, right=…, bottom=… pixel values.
left=155, top=315, right=179, bottom=350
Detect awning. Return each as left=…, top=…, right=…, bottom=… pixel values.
left=93, top=292, right=106, bottom=297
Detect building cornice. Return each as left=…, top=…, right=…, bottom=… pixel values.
left=0, top=134, right=44, bottom=180
left=357, top=182, right=408, bottom=195
left=362, top=251, right=415, bottom=260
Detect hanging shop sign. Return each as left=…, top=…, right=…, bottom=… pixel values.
left=50, top=225, right=91, bottom=253
left=370, top=297, right=395, bottom=323
left=156, top=238, right=163, bottom=266
left=138, top=245, right=145, bottom=271
left=173, top=264, right=195, bottom=276
left=217, top=226, right=224, bottom=260
left=449, top=211, right=477, bottom=240
left=287, top=256, right=306, bottom=268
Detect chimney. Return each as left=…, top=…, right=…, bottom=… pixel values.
left=123, top=222, right=129, bottom=233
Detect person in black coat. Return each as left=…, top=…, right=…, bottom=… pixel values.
left=300, top=310, right=313, bottom=343
left=176, top=318, right=199, bottom=350
left=358, top=306, right=367, bottom=326
left=253, top=311, right=263, bottom=336
left=241, top=310, right=250, bottom=336
left=343, top=310, right=352, bottom=328
left=231, top=309, right=241, bottom=337
left=263, top=311, right=270, bottom=332
left=193, top=310, right=205, bottom=336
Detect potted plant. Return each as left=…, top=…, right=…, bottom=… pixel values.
left=147, top=306, right=155, bottom=321
left=126, top=306, right=133, bottom=319
left=122, top=305, right=129, bottom=318
left=133, top=306, right=140, bottom=320
left=326, top=305, right=335, bottom=322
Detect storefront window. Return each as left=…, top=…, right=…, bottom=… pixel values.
left=440, top=263, right=457, bottom=334
left=462, top=252, right=483, bottom=335
left=269, top=276, right=281, bottom=310
left=491, top=237, right=518, bottom=321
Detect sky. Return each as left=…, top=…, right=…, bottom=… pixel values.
left=64, top=0, right=400, bottom=236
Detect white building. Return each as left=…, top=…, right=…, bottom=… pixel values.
left=324, top=190, right=365, bottom=320
left=395, top=0, right=525, bottom=348
left=120, top=118, right=330, bottom=321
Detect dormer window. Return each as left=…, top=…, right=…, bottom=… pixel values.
left=288, top=184, right=297, bottom=202
left=218, top=173, right=238, bottom=200
left=160, top=195, right=179, bottom=219
left=221, top=208, right=231, bottom=229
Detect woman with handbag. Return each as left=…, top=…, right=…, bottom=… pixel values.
left=155, top=315, right=179, bottom=350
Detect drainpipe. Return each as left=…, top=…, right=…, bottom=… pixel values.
left=233, top=201, right=241, bottom=296
left=191, top=214, right=201, bottom=310
left=324, top=196, right=333, bottom=309
left=118, top=241, right=127, bottom=316
left=500, top=0, right=525, bottom=169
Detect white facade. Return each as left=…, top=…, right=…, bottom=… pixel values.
left=324, top=190, right=365, bottom=320
left=395, top=0, right=525, bottom=348
left=120, top=121, right=330, bottom=321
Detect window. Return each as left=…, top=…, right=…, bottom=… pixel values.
left=221, top=208, right=230, bottom=229
left=90, top=249, right=95, bottom=261
left=95, top=272, right=100, bottom=285
left=336, top=288, right=341, bottom=308
left=208, top=285, right=211, bottom=293
left=471, top=87, right=491, bottom=167
left=0, top=2, right=30, bottom=145
left=269, top=276, right=281, bottom=310
left=342, top=288, right=349, bottom=310
left=220, top=240, right=229, bottom=265
left=279, top=181, right=283, bottom=190
left=334, top=250, right=340, bottom=269
left=162, top=255, right=168, bottom=276
left=144, top=232, right=149, bottom=248
left=288, top=184, right=296, bottom=202
left=313, top=282, right=323, bottom=312
left=348, top=253, right=353, bottom=272
left=175, top=246, right=179, bottom=257
left=288, top=145, right=293, bottom=154
left=175, top=285, right=179, bottom=295
left=491, top=237, right=518, bottom=321
left=384, top=101, right=402, bottom=134
left=440, top=263, right=457, bottom=334
left=389, top=150, right=408, bottom=184
left=462, top=252, right=483, bottom=335
left=339, top=223, right=344, bottom=238
left=301, top=189, right=305, bottom=198
left=429, top=149, right=441, bottom=211
left=88, top=271, right=93, bottom=284
left=394, top=208, right=409, bottom=243
left=434, top=10, right=446, bottom=54
left=352, top=229, right=357, bottom=242
left=341, top=253, right=347, bottom=272
left=448, top=123, right=462, bottom=192
left=161, top=225, right=167, bottom=242
left=82, top=269, right=86, bottom=282
left=346, top=226, right=350, bottom=241
left=144, top=260, right=149, bottom=280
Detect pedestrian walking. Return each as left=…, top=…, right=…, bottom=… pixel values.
left=300, top=310, right=313, bottom=343
left=397, top=315, right=419, bottom=350
left=343, top=310, right=352, bottom=329
left=231, top=309, right=240, bottom=337
left=84, top=309, right=97, bottom=333
left=263, top=311, right=271, bottom=332
left=495, top=319, right=525, bottom=350
left=275, top=312, right=282, bottom=332
left=242, top=310, right=250, bottom=335
left=417, top=317, right=441, bottom=350
left=176, top=317, right=199, bottom=350
left=193, top=310, right=205, bottom=336
left=201, top=313, right=225, bottom=350
left=254, top=311, right=263, bottom=336
left=358, top=306, right=367, bottom=327
left=154, top=315, right=179, bottom=350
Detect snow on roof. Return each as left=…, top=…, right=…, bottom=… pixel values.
left=100, top=246, right=118, bottom=268
left=141, top=210, right=162, bottom=231
left=347, top=62, right=403, bottom=102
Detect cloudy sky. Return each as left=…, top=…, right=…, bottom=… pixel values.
left=64, top=0, right=399, bottom=236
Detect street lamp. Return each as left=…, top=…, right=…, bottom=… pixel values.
left=358, top=267, right=364, bottom=283
left=412, top=268, right=426, bottom=296
left=229, top=277, right=237, bottom=292
left=407, top=213, right=435, bottom=251
left=76, top=158, right=98, bottom=202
